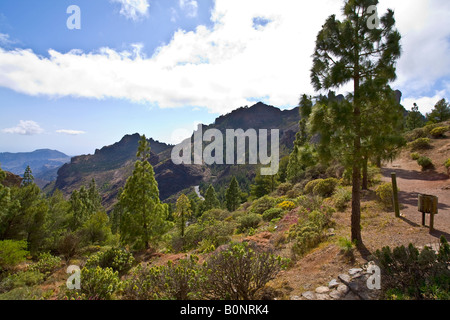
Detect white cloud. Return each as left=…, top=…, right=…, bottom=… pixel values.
left=0, top=0, right=448, bottom=115
left=179, top=0, right=198, bottom=18
left=56, top=129, right=86, bottom=135
left=402, top=90, right=446, bottom=115
left=2, top=120, right=44, bottom=135
left=111, top=0, right=150, bottom=21
left=377, top=0, right=450, bottom=97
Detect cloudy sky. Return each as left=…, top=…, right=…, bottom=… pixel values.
left=0, top=0, right=449, bottom=155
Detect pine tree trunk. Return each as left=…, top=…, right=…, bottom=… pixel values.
left=362, top=155, right=368, bottom=190
left=352, top=70, right=362, bottom=245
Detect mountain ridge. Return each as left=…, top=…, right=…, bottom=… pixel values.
left=51, top=102, right=301, bottom=210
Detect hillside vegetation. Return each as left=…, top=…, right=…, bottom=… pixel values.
left=0, top=119, right=449, bottom=300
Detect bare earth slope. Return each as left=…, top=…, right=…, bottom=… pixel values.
left=381, top=136, right=450, bottom=239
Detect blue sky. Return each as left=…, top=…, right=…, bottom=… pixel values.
left=0, top=0, right=449, bottom=155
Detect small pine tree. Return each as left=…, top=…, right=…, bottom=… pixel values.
left=175, top=194, right=192, bottom=237
left=22, top=165, right=34, bottom=187
left=203, top=185, right=220, bottom=211
left=427, top=99, right=450, bottom=124
left=406, top=103, right=425, bottom=130
left=225, top=177, right=241, bottom=212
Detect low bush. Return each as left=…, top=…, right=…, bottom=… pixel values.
left=303, top=179, right=322, bottom=195
left=250, top=196, right=276, bottom=214
left=0, top=240, right=29, bottom=272
left=262, top=208, right=285, bottom=222
left=338, top=237, right=356, bottom=261
left=417, top=156, right=434, bottom=170
left=276, top=200, right=296, bottom=211
left=374, top=236, right=450, bottom=300
left=0, top=270, right=44, bottom=294
left=304, top=178, right=339, bottom=197
left=430, top=126, right=448, bottom=138
left=78, top=266, right=120, bottom=300
left=202, top=242, right=289, bottom=300
left=332, top=187, right=352, bottom=211
left=410, top=152, right=421, bottom=160
left=180, top=218, right=235, bottom=252
left=375, top=183, right=394, bottom=209
left=237, top=213, right=262, bottom=233
left=408, top=138, right=432, bottom=151
left=288, top=207, right=334, bottom=257
left=314, top=178, right=339, bottom=197
left=445, top=158, right=450, bottom=175
left=29, top=252, right=61, bottom=278
left=276, top=182, right=293, bottom=196
left=85, top=247, right=135, bottom=276
left=295, top=195, right=324, bottom=212
left=122, top=256, right=203, bottom=300
left=404, top=127, right=428, bottom=142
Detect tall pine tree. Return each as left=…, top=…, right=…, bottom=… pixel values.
left=310, top=0, right=401, bottom=244
left=116, top=135, right=171, bottom=250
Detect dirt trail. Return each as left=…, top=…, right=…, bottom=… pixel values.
left=382, top=152, right=450, bottom=240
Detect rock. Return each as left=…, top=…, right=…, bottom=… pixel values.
left=328, top=279, right=340, bottom=289
left=329, top=290, right=343, bottom=300
left=349, top=268, right=363, bottom=276
left=316, top=293, right=331, bottom=300
left=290, top=295, right=301, bottom=300
left=302, top=291, right=316, bottom=300
left=339, top=274, right=351, bottom=283
left=315, top=286, right=330, bottom=294
left=337, top=284, right=349, bottom=295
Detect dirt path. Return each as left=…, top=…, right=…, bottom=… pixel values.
left=382, top=151, right=450, bottom=241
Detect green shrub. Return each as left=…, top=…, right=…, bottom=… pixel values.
left=430, top=126, right=448, bottom=138
left=250, top=196, right=276, bottom=214
left=408, top=138, right=432, bottom=151
left=375, top=183, right=394, bottom=208
left=338, top=237, right=356, bottom=261
left=29, top=252, right=61, bottom=278
left=85, top=248, right=134, bottom=276
left=410, top=152, right=421, bottom=160
left=0, top=240, right=29, bottom=272
left=276, top=200, right=296, bottom=211
left=276, top=182, right=293, bottom=196
left=304, top=178, right=339, bottom=197
left=303, top=179, right=322, bottom=195
left=332, top=187, right=352, bottom=211
left=180, top=218, right=235, bottom=252
left=122, top=256, right=203, bottom=300
left=202, top=242, right=289, bottom=300
left=295, top=195, right=324, bottom=212
left=78, top=266, right=120, bottom=300
left=417, top=156, right=433, bottom=170
left=237, top=213, right=262, bottom=233
left=374, top=236, right=450, bottom=300
left=0, top=286, right=44, bottom=300
left=313, top=178, right=339, bottom=197
left=288, top=208, right=334, bottom=257
left=405, top=127, right=428, bottom=142
left=445, top=158, right=450, bottom=175
left=0, top=270, right=44, bottom=293
left=262, top=208, right=285, bottom=222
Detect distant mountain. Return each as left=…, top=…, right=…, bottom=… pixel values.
left=54, top=134, right=205, bottom=211
left=0, top=149, right=71, bottom=188
left=52, top=102, right=301, bottom=210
